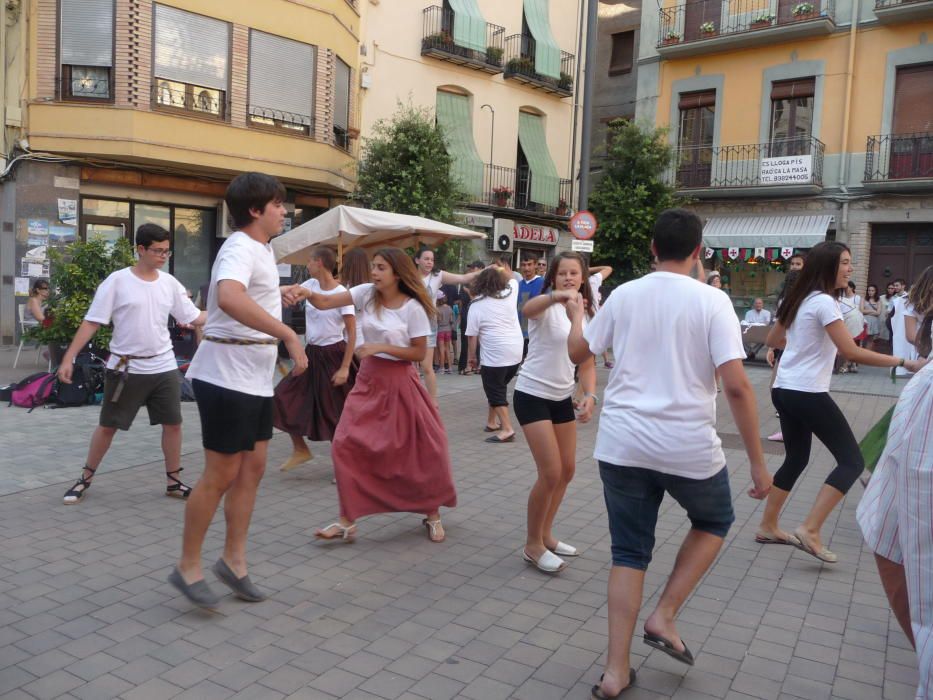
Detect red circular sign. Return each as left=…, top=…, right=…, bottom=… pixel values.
left=569, top=210, right=597, bottom=240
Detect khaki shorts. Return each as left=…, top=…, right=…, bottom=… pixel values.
left=100, top=369, right=182, bottom=431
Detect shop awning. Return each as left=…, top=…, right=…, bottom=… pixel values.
left=448, top=0, right=487, bottom=53
left=436, top=91, right=484, bottom=200
left=518, top=112, right=560, bottom=208
left=703, top=215, right=832, bottom=248
left=523, top=0, right=561, bottom=79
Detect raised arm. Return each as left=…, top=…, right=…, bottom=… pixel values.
left=588, top=266, right=613, bottom=280
left=825, top=319, right=925, bottom=371
left=299, top=287, right=354, bottom=310
left=522, top=289, right=575, bottom=320
left=439, top=269, right=481, bottom=286
left=567, top=294, right=594, bottom=365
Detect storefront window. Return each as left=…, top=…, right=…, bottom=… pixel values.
left=173, top=208, right=214, bottom=295
left=82, top=198, right=130, bottom=219
left=134, top=203, right=171, bottom=232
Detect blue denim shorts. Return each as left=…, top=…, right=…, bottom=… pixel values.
left=599, top=462, right=735, bottom=570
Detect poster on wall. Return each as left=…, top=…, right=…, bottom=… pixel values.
left=14, top=277, right=30, bottom=297
left=58, top=199, right=78, bottom=226
left=50, top=225, right=77, bottom=246
left=27, top=219, right=49, bottom=247
left=21, top=259, right=50, bottom=278
left=23, top=244, right=48, bottom=263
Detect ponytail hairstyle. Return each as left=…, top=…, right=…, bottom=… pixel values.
left=541, top=251, right=596, bottom=318
left=370, top=247, right=436, bottom=320
left=776, top=242, right=849, bottom=329
left=907, top=265, right=933, bottom=358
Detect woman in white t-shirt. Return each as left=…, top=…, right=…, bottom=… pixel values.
left=514, top=252, right=597, bottom=574
left=905, top=266, right=933, bottom=360
left=273, top=246, right=358, bottom=473
left=838, top=281, right=864, bottom=373
left=414, top=248, right=481, bottom=404
left=756, top=242, right=926, bottom=563
left=465, top=267, right=524, bottom=443
left=299, top=248, right=456, bottom=544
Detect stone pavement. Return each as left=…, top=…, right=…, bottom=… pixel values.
left=0, top=358, right=920, bottom=700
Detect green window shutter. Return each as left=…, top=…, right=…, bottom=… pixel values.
left=436, top=91, right=484, bottom=200
left=523, top=0, right=560, bottom=79
left=518, top=112, right=560, bottom=207
left=448, top=0, right=487, bottom=53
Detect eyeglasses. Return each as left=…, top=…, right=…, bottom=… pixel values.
left=147, top=248, right=172, bottom=258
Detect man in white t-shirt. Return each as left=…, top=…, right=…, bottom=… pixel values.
left=58, top=224, right=206, bottom=506
left=169, top=173, right=308, bottom=610
left=743, top=298, right=773, bottom=358
left=568, top=208, right=772, bottom=697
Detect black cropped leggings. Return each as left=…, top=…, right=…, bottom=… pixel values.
left=771, top=388, right=864, bottom=494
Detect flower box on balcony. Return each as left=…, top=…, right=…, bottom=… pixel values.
left=792, top=3, right=818, bottom=20
left=485, top=46, right=504, bottom=66
left=662, top=34, right=682, bottom=45
left=750, top=17, right=775, bottom=28
left=699, top=22, right=717, bottom=37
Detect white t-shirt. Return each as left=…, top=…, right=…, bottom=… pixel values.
left=515, top=302, right=584, bottom=401
left=85, top=267, right=201, bottom=374
left=302, top=278, right=354, bottom=346
left=584, top=272, right=746, bottom=479
left=422, top=272, right=443, bottom=302
left=350, top=283, right=431, bottom=361
left=891, top=295, right=919, bottom=375
left=187, top=232, right=281, bottom=396
left=589, top=272, right=605, bottom=311
left=773, top=292, right=843, bottom=393
left=743, top=308, right=772, bottom=325
left=465, top=279, right=524, bottom=367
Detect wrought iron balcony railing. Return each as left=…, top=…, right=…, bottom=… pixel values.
left=421, top=6, right=505, bottom=73
left=470, top=164, right=572, bottom=216
left=153, top=80, right=227, bottom=120
left=669, top=136, right=825, bottom=190
left=875, top=0, right=932, bottom=9
left=248, top=106, right=313, bottom=135
left=865, top=133, right=933, bottom=183
left=658, top=0, right=835, bottom=47
left=503, top=35, right=574, bottom=97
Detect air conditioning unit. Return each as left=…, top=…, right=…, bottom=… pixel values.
left=491, top=218, right=514, bottom=253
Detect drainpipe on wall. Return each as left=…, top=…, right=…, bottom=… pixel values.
left=577, top=0, right=599, bottom=211
left=568, top=0, right=586, bottom=213
left=837, top=0, right=860, bottom=239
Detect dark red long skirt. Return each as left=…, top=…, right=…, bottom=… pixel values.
left=333, top=355, right=457, bottom=521
left=272, top=341, right=358, bottom=442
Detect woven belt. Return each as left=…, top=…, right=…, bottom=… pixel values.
left=110, top=353, right=159, bottom=402
left=202, top=335, right=278, bottom=346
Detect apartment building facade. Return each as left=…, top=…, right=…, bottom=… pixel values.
left=0, top=0, right=361, bottom=343
left=358, top=0, right=584, bottom=266
left=635, top=0, right=932, bottom=311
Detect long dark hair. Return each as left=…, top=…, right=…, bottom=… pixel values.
left=369, top=247, right=436, bottom=320
left=776, top=241, right=849, bottom=328
left=908, top=265, right=933, bottom=358
left=340, top=247, right=370, bottom=288
left=777, top=270, right=800, bottom=308
left=865, top=284, right=879, bottom=302
left=470, top=267, right=512, bottom=300
left=542, top=251, right=596, bottom=318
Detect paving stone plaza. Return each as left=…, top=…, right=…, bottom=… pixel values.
left=0, top=354, right=918, bottom=700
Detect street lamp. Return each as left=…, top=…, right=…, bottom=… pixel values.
left=480, top=104, right=495, bottom=165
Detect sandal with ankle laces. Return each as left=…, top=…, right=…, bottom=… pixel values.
left=423, top=518, right=445, bottom=543
left=314, top=522, right=357, bottom=543
left=165, top=469, right=192, bottom=499
left=63, top=465, right=97, bottom=505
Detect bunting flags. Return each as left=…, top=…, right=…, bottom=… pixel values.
left=707, top=247, right=803, bottom=263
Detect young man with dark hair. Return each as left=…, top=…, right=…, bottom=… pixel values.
left=568, top=208, right=772, bottom=697
left=58, top=223, right=206, bottom=505
left=170, top=172, right=308, bottom=608
left=518, top=254, right=544, bottom=359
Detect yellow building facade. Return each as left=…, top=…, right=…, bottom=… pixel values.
left=635, top=0, right=933, bottom=310
left=0, top=0, right=361, bottom=342
left=358, top=0, right=583, bottom=264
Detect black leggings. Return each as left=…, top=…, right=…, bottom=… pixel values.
left=771, top=388, right=864, bottom=494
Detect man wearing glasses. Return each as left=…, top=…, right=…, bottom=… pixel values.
left=57, top=223, right=206, bottom=505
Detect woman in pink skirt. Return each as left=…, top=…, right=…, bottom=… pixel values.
left=299, top=247, right=456, bottom=543
left=273, top=246, right=358, bottom=472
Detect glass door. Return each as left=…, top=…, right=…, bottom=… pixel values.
left=83, top=222, right=127, bottom=249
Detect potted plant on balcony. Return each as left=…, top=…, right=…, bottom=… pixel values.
left=558, top=72, right=573, bottom=91
left=662, top=30, right=682, bottom=45
left=750, top=13, right=775, bottom=28
left=424, top=30, right=454, bottom=50
left=699, top=21, right=717, bottom=37
left=506, top=57, right=534, bottom=74
left=792, top=2, right=817, bottom=20
left=556, top=198, right=568, bottom=216
left=492, top=185, right=513, bottom=207
left=485, top=45, right=504, bottom=66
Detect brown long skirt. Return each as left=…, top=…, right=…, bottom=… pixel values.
left=272, top=341, right=358, bottom=442
left=333, top=355, right=457, bottom=521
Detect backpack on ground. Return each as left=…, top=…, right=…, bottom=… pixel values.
left=10, top=372, right=56, bottom=410
left=51, top=355, right=106, bottom=408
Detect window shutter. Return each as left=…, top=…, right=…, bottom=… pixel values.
left=770, top=77, right=815, bottom=100
left=248, top=31, right=314, bottom=125
left=517, top=112, right=560, bottom=207
left=334, top=58, right=351, bottom=130
left=892, top=64, right=933, bottom=134
left=522, top=0, right=561, bottom=79
left=60, top=0, right=114, bottom=67
left=447, top=0, right=487, bottom=52
left=154, top=4, right=229, bottom=90
left=609, top=32, right=634, bottom=76
left=678, top=90, right=716, bottom=110
left=436, top=91, right=484, bottom=199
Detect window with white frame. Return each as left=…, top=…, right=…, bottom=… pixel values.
left=153, top=4, right=230, bottom=118
left=248, top=31, right=315, bottom=135
left=60, top=0, right=114, bottom=100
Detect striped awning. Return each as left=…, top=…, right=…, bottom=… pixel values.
left=703, top=215, right=832, bottom=248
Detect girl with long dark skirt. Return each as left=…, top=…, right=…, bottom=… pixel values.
left=273, top=246, right=357, bottom=472
left=299, top=248, right=456, bottom=543
left=755, top=242, right=926, bottom=563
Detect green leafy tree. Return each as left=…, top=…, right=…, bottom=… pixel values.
left=589, top=120, right=682, bottom=284
left=355, top=101, right=468, bottom=270
left=27, top=237, right=136, bottom=348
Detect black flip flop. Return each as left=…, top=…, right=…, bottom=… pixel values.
left=591, top=670, right=636, bottom=699
left=484, top=434, right=515, bottom=443
left=483, top=426, right=501, bottom=432
left=643, top=632, right=694, bottom=665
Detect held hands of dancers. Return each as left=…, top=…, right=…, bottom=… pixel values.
left=901, top=357, right=928, bottom=373
left=280, top=284, right=303, bottom=306
left=574, top=393, right=596, bottom=423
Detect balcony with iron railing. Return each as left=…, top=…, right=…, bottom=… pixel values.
left=864, top=133, right=933, bottom=191
left=873, top=0, right=933, bottom=22
left=248, top=106, right=313, bottom=136
left=657, top=0, right=835, bottom=56
left=667, top=136, right=825, bottom=197
left=421, top=6, right=506, bottom=74
left=469, top=164, right=572, bottom=216
left=153, top=79, right=228, bottom=120
left=502, top=35, right=574, bottom=97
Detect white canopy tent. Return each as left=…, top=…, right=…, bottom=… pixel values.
left=271, top=205, right=486, bottom=265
